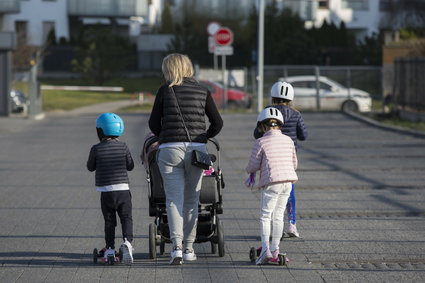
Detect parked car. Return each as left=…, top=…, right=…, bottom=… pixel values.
left=198, top=80, right=251, bottom=109
left=280, top=76, right=372, bottom=112
left=10, top=89, right=28, bottom=114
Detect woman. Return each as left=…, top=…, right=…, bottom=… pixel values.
left=148, top=53, right=223, bottom=265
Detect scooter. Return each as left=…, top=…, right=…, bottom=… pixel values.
left=249, top=247, right=289, bottom=266
left=93, top=247, right=123, bottom=265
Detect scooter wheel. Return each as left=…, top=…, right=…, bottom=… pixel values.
left=278, top=254, right=288, bottom=266
left=249, top=247, right=256, bottom=262
left=107, top=255, right=115, bottom=265
left=93, top=248, right=98, bottom=263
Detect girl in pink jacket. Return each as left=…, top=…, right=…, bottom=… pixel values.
left=246, top=107, right=298, bottom=265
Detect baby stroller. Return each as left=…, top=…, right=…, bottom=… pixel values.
left=142, top=134, right=225, bottom=259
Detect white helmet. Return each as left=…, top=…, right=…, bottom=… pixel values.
left=257, top=107, right=284, bottom=126
left=271, top=81, right=294, bottom=101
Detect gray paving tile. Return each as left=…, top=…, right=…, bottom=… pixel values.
left=1, top=111, right=425, bottom=282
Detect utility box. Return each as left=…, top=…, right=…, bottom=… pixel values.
left=0, top=32, right=16, bottom=116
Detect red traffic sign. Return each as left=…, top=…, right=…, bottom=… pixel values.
left=214, top=27, right=233, bottom=46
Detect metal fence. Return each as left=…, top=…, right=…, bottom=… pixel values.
left=393, top=57, right=425, bottom=112
left=248, top=65, right=382, bottom=109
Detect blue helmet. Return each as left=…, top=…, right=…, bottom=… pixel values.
left=96, top=112, right=124, bottom=137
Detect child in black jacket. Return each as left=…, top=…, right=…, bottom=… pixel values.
left=87, top=112, right=135, bottom=265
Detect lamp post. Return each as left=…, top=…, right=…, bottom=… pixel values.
left=257, top=0, right=265, bottom=113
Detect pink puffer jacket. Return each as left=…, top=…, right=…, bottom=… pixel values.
left=246, top=129, right=298, bottom=189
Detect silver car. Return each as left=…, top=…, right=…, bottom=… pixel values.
left=281, top=76, right=372, bottom=112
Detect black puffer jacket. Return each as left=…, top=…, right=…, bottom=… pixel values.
left=87, top=139, right=134, bottom=187
left=149, top=77, right=223, bottom=144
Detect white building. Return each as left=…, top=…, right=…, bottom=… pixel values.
left=1, top=0, right=69, bottom=46
left=2, top=0, right=421, bottom=48
left=286, top=0, right=423, bottom=42
left=0, top=0, right=153, bottom=47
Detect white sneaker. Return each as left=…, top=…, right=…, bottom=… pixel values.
left=183, top=249, right=197, bottom=261
left=285, top=223, right=300, bottom=238
left=169, top=247, right=183, bottom=265
left=120, top=239, right=134, bottom=265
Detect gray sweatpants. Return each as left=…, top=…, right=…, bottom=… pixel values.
left=157, top=144, right=206, bottom=250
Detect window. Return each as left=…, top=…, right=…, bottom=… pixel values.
left=318, top=0, right=329, bottom=9
left=342, top=0, right=369, bottom=10
left=319, top=82, right=332, bottom=91
left=43, top=21, right=55, bottom=44
left=291, top=81, right=310, bottom=88
left=379, top=0, right=392, bottom=11
left=15, top=21, right=28, bottom=46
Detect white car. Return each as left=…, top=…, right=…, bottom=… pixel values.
left=280, top=76, right=372, bottom=112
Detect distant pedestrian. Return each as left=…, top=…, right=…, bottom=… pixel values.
left=253, top=81, right=308, bottom=237
left=87, top=112, right=135, bottom=265
left=246, top=107, right=298, bottom=265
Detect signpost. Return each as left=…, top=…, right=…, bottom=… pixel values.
left=207, top=22, right=221, bottom=70
left=211, top=26, right=234, bottom=109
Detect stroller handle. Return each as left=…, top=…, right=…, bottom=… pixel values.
left=208, top=137, right=220, bottom=151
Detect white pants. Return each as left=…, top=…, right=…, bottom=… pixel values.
left=260, top=182, right=292, bottom=251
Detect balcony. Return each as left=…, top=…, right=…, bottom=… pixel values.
left=68, top=0, right=148, bottom=17
left=0, top=0, right=20, bottom=13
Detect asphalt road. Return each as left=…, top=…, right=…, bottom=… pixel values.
left=0, top=107, right=424, bottom=282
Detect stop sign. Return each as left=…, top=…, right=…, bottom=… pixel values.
left=214, top=27, right=233, bottom=46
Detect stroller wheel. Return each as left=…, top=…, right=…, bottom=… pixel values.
left=149, top=223, right=157, bottom=259
left=217, top=217, right=225, bottom=257
left=160, top=241, right=165, bottom=255
left=211, top=242, right=216, bottom=254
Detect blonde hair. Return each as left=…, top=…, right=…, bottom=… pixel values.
left=162, top=53, right=194, bottom=87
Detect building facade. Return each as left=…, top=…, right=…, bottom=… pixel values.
left=1, top=0, right=69, bottom=47
left=0, top=0, right=152, bottom=47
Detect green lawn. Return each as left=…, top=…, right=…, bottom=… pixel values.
left=42, top=90, right=134, bottom=111
left=40, top=76, right=163, bottom=112
left=374, top=115, right=425, bottom=132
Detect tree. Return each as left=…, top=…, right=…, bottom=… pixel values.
left=355, top=33, right=382, bottom=65
left=71, top=25, right=134, bottom=85
left=158, top=1, right=174, bottom=34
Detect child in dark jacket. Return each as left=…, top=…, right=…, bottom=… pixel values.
left=87, top=112, right=135, bottom=265
left=254, top=81, right=308, bottom=237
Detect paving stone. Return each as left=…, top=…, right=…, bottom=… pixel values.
left=0, top=111, right=425, bottom=282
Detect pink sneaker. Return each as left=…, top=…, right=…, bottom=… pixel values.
left=269, top=249, right=280, bottom=263
left=285, top=223, right=300, bottom=238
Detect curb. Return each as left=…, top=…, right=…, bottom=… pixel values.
left=344, top=111, right=425, bottom=139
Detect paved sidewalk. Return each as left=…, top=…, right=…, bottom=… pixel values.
left=0, top=106, right=424, bottom=282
